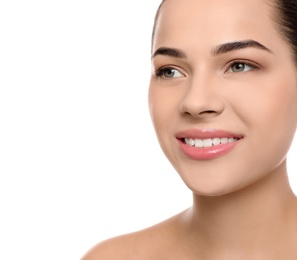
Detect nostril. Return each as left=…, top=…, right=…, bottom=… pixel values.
left=198, top=110, right=217, bottom=115
left=183, top=109, right=218, bottom=118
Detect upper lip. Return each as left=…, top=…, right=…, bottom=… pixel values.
left=175, top=129, right=244, bottom=140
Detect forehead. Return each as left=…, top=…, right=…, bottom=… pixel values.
left=153, top=0, right=278, bottom=50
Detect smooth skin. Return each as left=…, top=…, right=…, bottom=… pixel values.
left=83, top=0, right=297, bottom=259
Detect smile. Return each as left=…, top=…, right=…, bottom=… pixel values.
left=184, top=137, right=240, bottom=148
left=176, top=129, right=243, bottom=160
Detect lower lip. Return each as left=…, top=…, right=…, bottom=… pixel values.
left=178, top=139, right=241, bottom=160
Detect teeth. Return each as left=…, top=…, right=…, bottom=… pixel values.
left=189, top=138, right=195, bottom=146
left=228, top=137, right=235, bottom=143
left=184, top=137, right=239, bottom=148
left=213, top=138, right=221, bottom=146
left=221, top=138, right=228, bottom=144
left=194, top=139, right=203, bottom=148
left=203, top=139, right=212, bottom=148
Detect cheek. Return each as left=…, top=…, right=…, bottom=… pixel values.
left=148, top=83, right=170, bottom=150
left=229, top=70, right=297, bottom=128
left=148, top=81, right=183, bottom=162
left=148, top=82, right=180, bottom=132
left=259, top=75, right=297, bottom=133
left=232, top=72, right=297, bottom=162
left=265, top=79, right=297, bottom=157
left=148, top=84, right=167, bottom=132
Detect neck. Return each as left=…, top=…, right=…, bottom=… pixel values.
left=183, top=162, right=297, bottom=257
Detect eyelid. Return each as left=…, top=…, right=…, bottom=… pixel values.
left=155, top=66, right=186, bottom=78
left=225, top=59, right=261, bottom=73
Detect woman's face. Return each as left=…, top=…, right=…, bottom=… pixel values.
left=149, top=0, right=297, bottom=196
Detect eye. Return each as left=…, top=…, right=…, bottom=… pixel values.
left=155, top=67, right=184, bottom=78
left=226, top=62, right=258, bottom=73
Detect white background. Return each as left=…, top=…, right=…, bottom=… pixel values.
left=1, top=1, right=297, bottom=259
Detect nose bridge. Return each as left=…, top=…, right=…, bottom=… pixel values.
left=179, top=70, right=224, bottom=118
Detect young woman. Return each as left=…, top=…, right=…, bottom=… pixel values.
left=83, top=0, right=297, bottom=258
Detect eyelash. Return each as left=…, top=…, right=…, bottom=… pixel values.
left=226, top=60, right=259, bottom=73
left=155, top=61, right=260, bottom=79
left=155, top=67, right=183, bottom=78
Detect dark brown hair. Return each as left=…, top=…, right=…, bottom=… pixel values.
left=152, top=0, right=297, bottom=64
left=272, top=0, right=297, bottom=64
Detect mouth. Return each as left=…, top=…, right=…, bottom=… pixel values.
left=182, top=137, right=241, bottom=148
left=176, top=129, right=243, bottom=160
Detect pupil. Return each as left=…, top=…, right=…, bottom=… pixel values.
left=164, top=68, right=174, bottom=77
left=233, top=63, right=244, bottom=72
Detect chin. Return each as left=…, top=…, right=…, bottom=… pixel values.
left=188, top=185, right=237, bottom=197
left=180, top=173, right=251, bottom=197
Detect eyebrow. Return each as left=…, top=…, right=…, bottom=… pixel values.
left=211, top=40, right=272, bottom=56
left=152, top=40, right=272, bottom=60
left=152, top=47, right=187, bottom=59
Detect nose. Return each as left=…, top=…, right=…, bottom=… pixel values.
left=179, top=75, right=225, bottom=119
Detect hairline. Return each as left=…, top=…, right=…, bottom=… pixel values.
left=151, top=0, right=166, bottom=52
left=151, top=0, right=297, bottom=66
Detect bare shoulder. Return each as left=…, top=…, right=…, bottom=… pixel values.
left=81, top=232, right=148, bottom=260
left=81, top=212, right=185, bottom=260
